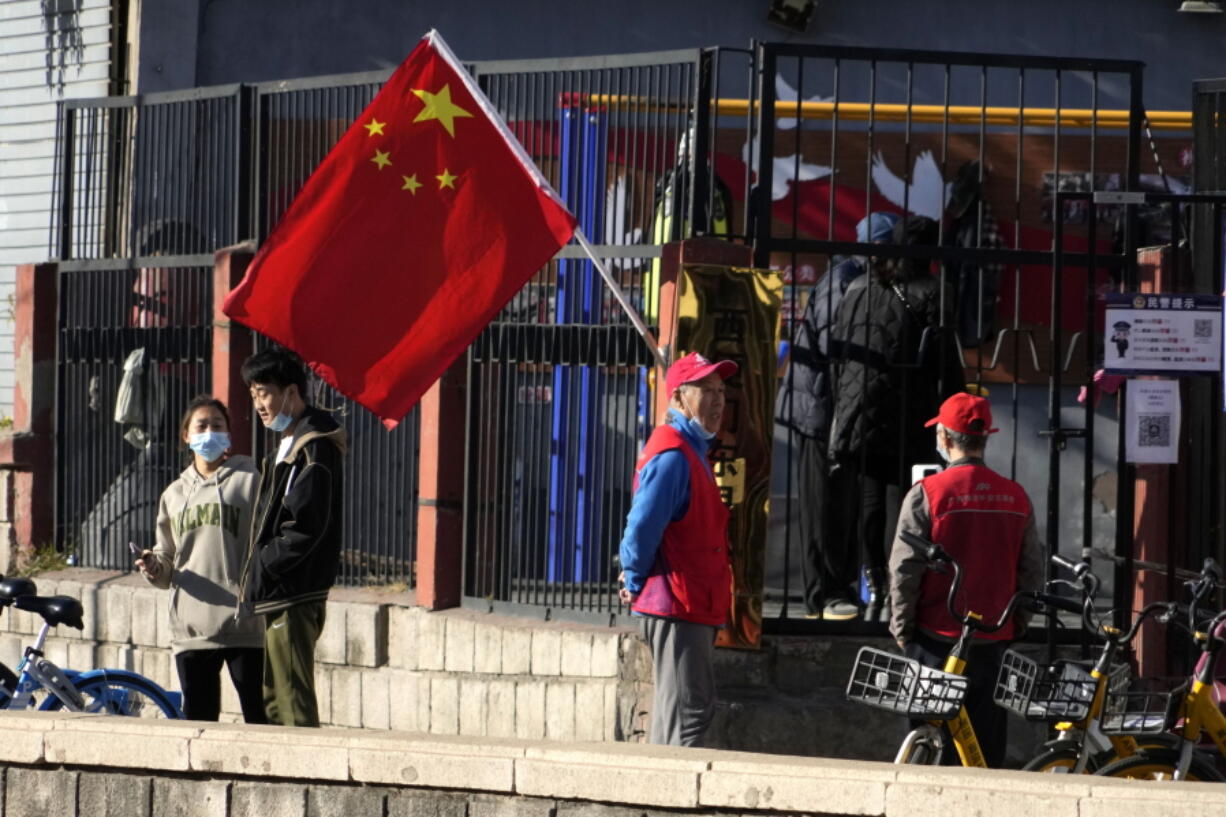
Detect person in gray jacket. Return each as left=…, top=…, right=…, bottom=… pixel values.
left=136, top=396, right=265, bottom=723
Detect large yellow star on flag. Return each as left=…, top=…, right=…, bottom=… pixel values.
left=364, top=118, right=386, bottom=137
left=401, top=174, right=422, bottom=194
left=412, top=84, right=472, bottom=137
left=371, top=149, right=392, bottom=170
left=436, top=168, right=458, bottom=189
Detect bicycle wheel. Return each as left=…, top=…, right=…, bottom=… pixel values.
left=903, top=741, right=939, bottom=765
left=1094, top=747, right=1223, bottom=781
left=1022, top=744, right=1093, bottom=774
left=42, top=672, right=182, bottom=719
left=1090, top=731, right=1181, bottom=769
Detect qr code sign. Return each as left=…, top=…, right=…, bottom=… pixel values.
left=1195, top=318, right=1212, bottom=339
left=1138, top=415, right=1171, bottom=447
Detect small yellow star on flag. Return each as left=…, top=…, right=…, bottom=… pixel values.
left=401, top=174, right=422, bottom=194
left=371, top=149, right=392, bottom=170
left=412, top=85, right=472, bottom=137
left=364, top=118, right=386, bottom=137
left=436, top=168, right=458, bottom=189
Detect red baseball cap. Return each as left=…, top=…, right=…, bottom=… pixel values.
left=924, top=392, right=999, bottom=435
left=665, top=351, right=738, bottom=393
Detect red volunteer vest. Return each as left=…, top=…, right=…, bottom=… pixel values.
left=630, top=425, right=732, bottom=627
left=916, top=463, right=1031, bottom=641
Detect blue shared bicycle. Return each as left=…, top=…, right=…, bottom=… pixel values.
left=0, top=576, right=183, bottom=718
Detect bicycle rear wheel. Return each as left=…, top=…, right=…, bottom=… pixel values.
left=1094, top=747, right=1223, bottom=781
left=42, top=673, right=182, bottom=719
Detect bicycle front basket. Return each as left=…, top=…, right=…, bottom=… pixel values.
left=1100, top=679, right=1187, bottom=735
left=846, top=646, right=967, bottom=720
left=994, top=650, right=1100, bottom=722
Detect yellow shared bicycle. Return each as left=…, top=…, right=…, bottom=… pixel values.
left=846, top=531, right=1059, bottom=766
left=1095, top=560, right=1226, bottom=781
left=995, top=553, right=1181, bottom=773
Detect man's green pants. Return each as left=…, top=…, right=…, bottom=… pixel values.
left=263, top=601, right=326, bottom=727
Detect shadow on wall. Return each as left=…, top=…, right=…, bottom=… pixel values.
left=42, top=0, right=85, bottom=91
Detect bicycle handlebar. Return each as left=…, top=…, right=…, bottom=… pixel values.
left=1028, top=591, right=1085, bottom=616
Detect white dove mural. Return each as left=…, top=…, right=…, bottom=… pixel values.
left=775, top=74, right=833, bottom=130
left=870, top=149, right=952, bottom=221
left=742, top=137, right=833, bottom=201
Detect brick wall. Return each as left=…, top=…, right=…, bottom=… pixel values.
left=0, top=569, right=651, bottom=741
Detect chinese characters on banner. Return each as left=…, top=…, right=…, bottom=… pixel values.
left=1103, top=293, right=1222, bottom=376
left=1125, top=380, right=1180, bottom=464
left=673, top=264, right=783, bottom=649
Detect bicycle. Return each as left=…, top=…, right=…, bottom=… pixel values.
left=995, top=553, right=1181, bottom=773
left=0, top=576, right=184, bottom=718
left=845, top=530, right=1063, bottom=766
left=1093, top=559, right=1226, bottom=781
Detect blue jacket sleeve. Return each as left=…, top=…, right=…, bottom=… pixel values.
left=618, top=448, right=690, bottom=594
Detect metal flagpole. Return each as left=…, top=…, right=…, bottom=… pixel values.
left=572, top=227, right=670, bottom=373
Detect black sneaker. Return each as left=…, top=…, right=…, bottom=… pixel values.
left=823, top=598, right=861, bottom=621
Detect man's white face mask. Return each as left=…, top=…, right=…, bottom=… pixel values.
left=935, top=430, right=952, bottom=464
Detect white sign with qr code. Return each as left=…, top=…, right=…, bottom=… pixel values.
left=1103, top=293, right=1222, bottom=375
left=1125, top=379, right=1180, bottom=464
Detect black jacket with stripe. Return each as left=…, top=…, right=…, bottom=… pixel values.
left=241, top=407, right=347, bottom=616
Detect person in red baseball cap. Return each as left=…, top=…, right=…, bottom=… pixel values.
left=617, top=350, right=737, bottom=746
left=888, top=391, right=1043, bottom=767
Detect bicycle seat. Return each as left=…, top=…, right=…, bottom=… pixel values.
left=14, top=595, right=83, bottom=630
left=0, top=577, right=37, bottom=603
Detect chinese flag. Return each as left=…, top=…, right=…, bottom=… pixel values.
left=223, top=31, right=576, bottom=427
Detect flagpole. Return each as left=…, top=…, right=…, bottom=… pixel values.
left=572, top=228, right=669, bottom=373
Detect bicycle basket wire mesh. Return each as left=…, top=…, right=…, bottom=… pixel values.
left=993, top=650, right=1125, bottom=722
left=1100, top=679, right=1187, bottom=734
left=845, top=647, right=967, bottom=719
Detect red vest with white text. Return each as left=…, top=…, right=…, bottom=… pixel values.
left=916, top=463, right=1031, bottom=641
left=630, top=425, right=732, bottom=627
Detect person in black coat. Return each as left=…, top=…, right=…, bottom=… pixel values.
left=827, top=216, right=966, bottom=621
left=776, top=212, right=899, bottom=620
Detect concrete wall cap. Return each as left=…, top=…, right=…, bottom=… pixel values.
left=522, top=743, right=711, bottom=771
left=345, top=732, right=528, bottom=758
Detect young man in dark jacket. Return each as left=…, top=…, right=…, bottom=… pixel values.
left=239, top=348, right=347, bottom=727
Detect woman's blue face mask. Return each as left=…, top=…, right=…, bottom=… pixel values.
left=189, top=430, right=230, bottom=463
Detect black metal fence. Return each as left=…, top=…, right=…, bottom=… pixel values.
left=756, top=44, right=1162, bottom=627
left=48, top=41, right=1213, bottom=627
left=50, top=75, right=422, bottom=585
left=460, top=48, right=752, bottom=620
left=50, top=86, right=238, bottom=567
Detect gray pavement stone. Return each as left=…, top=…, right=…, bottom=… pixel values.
left=152, top=777, right=228, bottom=817
left=79, top=771, right=152, bottom=817
left=7, top=768, right=77, bottom=817
left=231, top=782, right=306, bottom=817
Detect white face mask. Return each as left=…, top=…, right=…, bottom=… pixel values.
left=681, top=392, right=717, bottom=440
left=935, top=432, right=951, bottom=464
left=265, top=390, right=294, bottom=432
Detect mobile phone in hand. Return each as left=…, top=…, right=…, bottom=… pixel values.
left=128, top=541, right=140, bottom=556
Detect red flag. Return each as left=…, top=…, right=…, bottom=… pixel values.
left=223, top=31, right=576, bottom=427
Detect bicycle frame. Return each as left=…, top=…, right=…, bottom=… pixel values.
left=7, top=619, right=80, bottom=710
left=939, top=650, right=987, bottom=767
left=1048, top=634, right=1141, bottom=773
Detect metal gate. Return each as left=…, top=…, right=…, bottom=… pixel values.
left=757, top=43, right=1164, bottom=629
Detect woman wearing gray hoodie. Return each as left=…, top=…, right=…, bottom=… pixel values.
left=135, top=396, right=265, bottom=722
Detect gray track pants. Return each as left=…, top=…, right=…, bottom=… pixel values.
left=641, top=616, right=717, bottom=746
